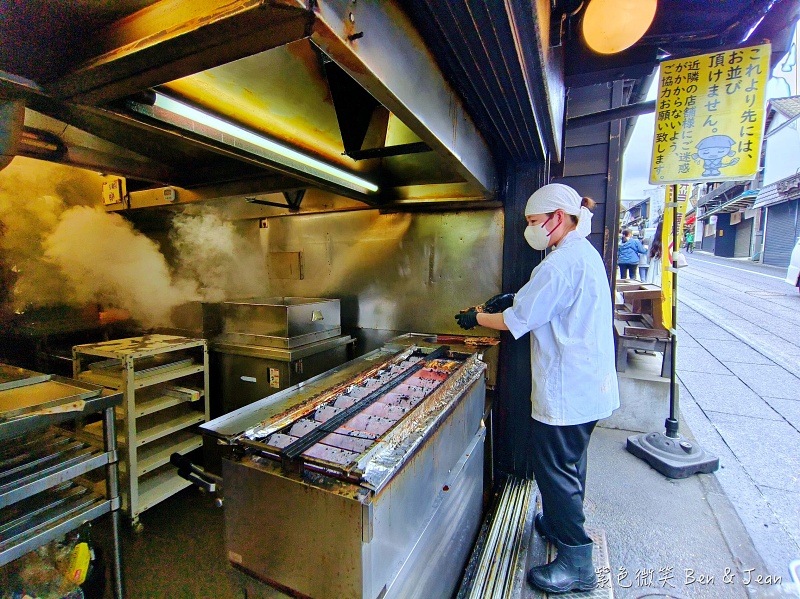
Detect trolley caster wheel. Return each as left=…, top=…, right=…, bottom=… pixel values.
left=131, top=520, right=144, bottom=534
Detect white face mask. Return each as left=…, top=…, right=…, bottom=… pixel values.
left=524, top=215, right=557, bottom=250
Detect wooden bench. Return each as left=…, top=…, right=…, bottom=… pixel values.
left=614, top=281, right=672, bottom=377
left=613, top=318, right=672, bottom=378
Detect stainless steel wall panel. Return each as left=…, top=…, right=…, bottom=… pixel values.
left=260, top=209, right=503, bottom=336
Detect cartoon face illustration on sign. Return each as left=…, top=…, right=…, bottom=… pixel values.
left=692, top=135, right=740, bottom=177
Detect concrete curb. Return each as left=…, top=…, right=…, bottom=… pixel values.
left=679, top=296, right=800, bottom=374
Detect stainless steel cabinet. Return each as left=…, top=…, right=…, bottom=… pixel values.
left=211, top=335, right=353, bottom=415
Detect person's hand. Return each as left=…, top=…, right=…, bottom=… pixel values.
left=483, top=293, right=515, bottom=314
left=455, top=309, right=479, bottom=330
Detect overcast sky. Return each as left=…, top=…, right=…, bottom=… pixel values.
left=620, top=77, right=659, bottom=200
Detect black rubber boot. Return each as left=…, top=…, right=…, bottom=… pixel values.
left=527, top=540, right=597, bottom=594
left=534, top=513, right=557, bottom=544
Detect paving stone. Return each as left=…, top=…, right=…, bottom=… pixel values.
left=763, top=397, right=800, bottom=431
left=724, top=363, right=800, bottom=401
left=707, top=411, right=800, bottom=493
left=678, top=371, right=781, bottom=420
left=677, top=309, right=709, bottom=324
left=676, top=255, right=800, bottom=570
left=584, top=428, right=751, bottom=599
left=757, top=485, right=800, bottom=550
left=698, top=340, right=774, bottom=366
left=677, top=332, right=702, bottom=348
left=714, top=318, right=774, bottom=340
left=677, top=344, right=731, bottom=374
left=755, top=320, right=800, bottom=346
left=681, top=389, right=800, bottom=575
left=679, top=321, right=737, bottom=341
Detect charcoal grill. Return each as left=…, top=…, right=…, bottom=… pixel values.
left=186, top=334, right=487, bottom=599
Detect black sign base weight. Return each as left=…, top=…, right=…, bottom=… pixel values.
left=627, top=431, right=719, bottom=479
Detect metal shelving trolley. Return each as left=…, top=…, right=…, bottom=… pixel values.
left=0, top=364, right=124, bottom=599
left=73, top=335, right=210, bottom=529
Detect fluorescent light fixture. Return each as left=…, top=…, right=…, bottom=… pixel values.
left=582, top=0, right=657, bottom=55
left=152, top=93, right=378, bottom=193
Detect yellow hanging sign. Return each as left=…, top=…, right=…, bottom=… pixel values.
left=649, top=43, right=770, bottom=185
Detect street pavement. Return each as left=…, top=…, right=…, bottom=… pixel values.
left=675, top=251, right=800, bottom=578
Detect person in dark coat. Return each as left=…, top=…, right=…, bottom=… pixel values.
left=617, top=230, right=647, bottom=280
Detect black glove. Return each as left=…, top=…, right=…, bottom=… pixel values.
left=483, top=293, right=515, bottom=314
left=455, top=309, right=479, bottom=330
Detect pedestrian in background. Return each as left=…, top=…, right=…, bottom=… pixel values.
left=617, top=229, right=647, bottom=280
left=646, top=220, right=663, bottom=285
left=637, top=236, right=650, bottom=281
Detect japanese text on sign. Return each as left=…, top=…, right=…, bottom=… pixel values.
left=650, top=43, right=770, bottom=185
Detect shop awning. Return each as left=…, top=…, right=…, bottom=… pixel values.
left=699, top=190, right=758, bottom=220
left=753, top=174, right=800, bottom=209
left=697, top=180, right=746, bottom=207
left=753, top=183, right=780, bottom=209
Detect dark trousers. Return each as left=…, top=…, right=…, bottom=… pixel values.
left=619, top=263, right=638, bottom=279
left=529, top=418, right=598, bottom=546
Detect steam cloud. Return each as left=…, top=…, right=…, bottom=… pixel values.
left=1, top=161, right=265, bottom=328
left=169, top=210, right=264, bottom=303
left=44, top=207, right=200, bottom=328
left=0, top=161, right=97, bottom=308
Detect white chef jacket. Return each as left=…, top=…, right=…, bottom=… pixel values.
left=502, top=231, right=620, bottom=426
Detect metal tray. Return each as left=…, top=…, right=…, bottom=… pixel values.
left=0, top=374, right=103, bottom=421
left=0, top=364, right=50, bottom=392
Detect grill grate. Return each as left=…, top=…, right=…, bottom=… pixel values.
left=280, top=346, right=449, bottom=460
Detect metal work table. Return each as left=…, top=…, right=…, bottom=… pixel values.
left=613, top=319, right=672, bottom=378
left=0, top=364, right=124, bottom=599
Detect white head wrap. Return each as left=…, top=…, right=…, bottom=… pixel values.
left=524, top=183, right=593, bottom=238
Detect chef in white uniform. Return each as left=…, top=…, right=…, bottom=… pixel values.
left=455, top=183, right=619, bottom=594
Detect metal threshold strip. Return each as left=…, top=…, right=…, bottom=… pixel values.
left=459, top=482, right=615, bottom=599
left=459, top=476, right=535, bottom=599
